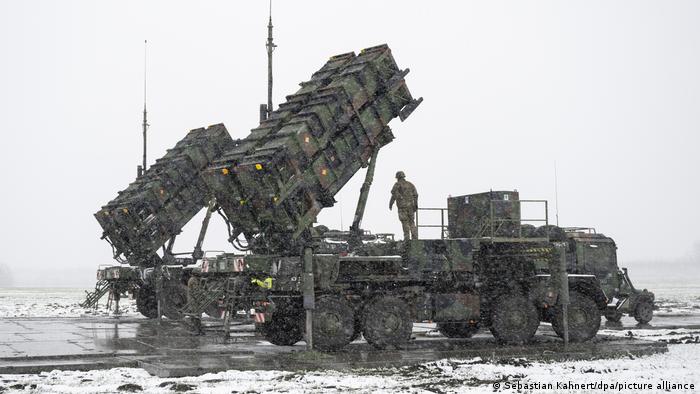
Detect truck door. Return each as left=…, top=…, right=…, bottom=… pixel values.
left=577, top=241, right=619, bottom=296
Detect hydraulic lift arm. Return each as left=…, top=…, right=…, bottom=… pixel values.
left=348, top=146, right=380, bottom=248
left=192, top=199, right=217, bottom=262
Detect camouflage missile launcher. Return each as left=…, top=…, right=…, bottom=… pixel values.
left=88, top=44, right=421, bottom=320
left=95, top=124, right=234, bottom=265
left=204, top=45, right=421, bottom=248
left=201, top=52, right=360, bottom=239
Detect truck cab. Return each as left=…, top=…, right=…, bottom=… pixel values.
left=563, top=229, right=654, bottom=324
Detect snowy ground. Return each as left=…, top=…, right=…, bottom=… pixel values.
left=0, top=335, right=698, bottom=393
left=652, top=284, right=700, bottom=317
left=0, top=288, right=140, bottom=318
left=0, top=286, right=698, bottom=393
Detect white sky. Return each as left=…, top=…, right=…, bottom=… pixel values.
left=0, top=1, right=699, bottom=287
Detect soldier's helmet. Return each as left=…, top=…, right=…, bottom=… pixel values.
left=395, top=171, right=406, bottom=179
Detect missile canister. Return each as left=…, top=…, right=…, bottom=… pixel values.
left=204, top=44, right=421, bottom=242
left=95, top=124, right=234, bottom=264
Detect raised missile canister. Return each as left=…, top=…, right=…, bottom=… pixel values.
left=204, top=44, right=421, bottom=243
left=94, top=44, right=420, bottom=264
left=95, top=124, right=234, bottom=264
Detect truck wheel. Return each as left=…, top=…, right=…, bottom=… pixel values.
left=634, top=300, right=654, bottom=324
left=604, top=310, right=622, bottom=323
left=258, top=308, right=304, bottom=346
left=552, top=291, right=601, bottom=342
left=362, top=296, right=412, bottom=350
left=489, top=295, right=539, bottom=345
left=136, top=285, right=159, bottom=319
left=162, top=284, right=188, bottom=320
left=312, top=295, right=355, bottom=351
left=438, top=322, right=479, bottom=338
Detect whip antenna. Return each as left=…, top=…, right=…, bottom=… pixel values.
left=263, top=0, right=277, bottom=120
left=141, top=40, right=149, bottom=175
left=554, top=161, right=560, bottom=226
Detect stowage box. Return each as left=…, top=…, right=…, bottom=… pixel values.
left=447, top=191, right=521, bottom=238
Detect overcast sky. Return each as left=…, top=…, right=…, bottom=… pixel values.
left=0, top=1, right=699, bottom=287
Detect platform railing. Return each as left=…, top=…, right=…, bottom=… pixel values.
left=489, top=199, right=549, bottom=240
left=415, top=207, right=448, bottom=239
left=416, top=199, right=551, bottom=241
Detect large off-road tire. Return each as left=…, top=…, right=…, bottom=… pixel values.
left=634, top=300, right=654, bottom=324
left=604, top=309, right=623, bottom=323
left=438, top=322, right=479, bottom=338
left=136, top=285, right=158, bottom=319
left=257, top=304, right=304, bottom=346
left=312, top=295, right=355, bottom=351
left=489, top=295, right=539, bottom=345
left=162, top=283, right=188, bottom=320
left=362, top=296, right=413, bottom=350
left=552, top=291, right=601, bottom=342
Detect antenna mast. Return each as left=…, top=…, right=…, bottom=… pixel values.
left=265, top=0, right=276, bottom=119
left=141, top=40, right=149, bottom=175
left=554, top=161, right=560, bottom=226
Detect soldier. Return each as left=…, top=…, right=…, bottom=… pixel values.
left=389, top=171, right=418, bottom=240
left=186, top=274, right=204, bottom=334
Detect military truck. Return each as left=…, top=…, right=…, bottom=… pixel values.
left=442, top=194, right=654, bottom=325
left=87, top=45, right=608, bottom=352
left=245, top=190, right=607, bottom=351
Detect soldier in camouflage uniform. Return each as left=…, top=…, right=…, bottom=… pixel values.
left=186, top=274, right=204, bottom=334
left=389, top=171, right=418, bottom=240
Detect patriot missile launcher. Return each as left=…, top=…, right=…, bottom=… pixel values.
left=95, top=124, right=234, bottom=266
left=88, top=44, right=422, bottom=319
left=87, top=41, right=613, bottom=353
left=204, top=44, right=421, bottom=252
left=94, top=44, right=420, bottom=265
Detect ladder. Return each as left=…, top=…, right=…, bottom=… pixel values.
left=80, top=280, right=110, bottom=309
left=180, top=280, right=226, bottom=317
left=180, top=277, right=253, bottom=339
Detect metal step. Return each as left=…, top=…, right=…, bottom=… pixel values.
left=80, top=280, right=110, bottom=309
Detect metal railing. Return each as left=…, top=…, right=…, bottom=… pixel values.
left=489, top=199, right=549, bottom=239
left=415, top=207, right=449, bottom=239
left=415, top=199, right=551, bottom=241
